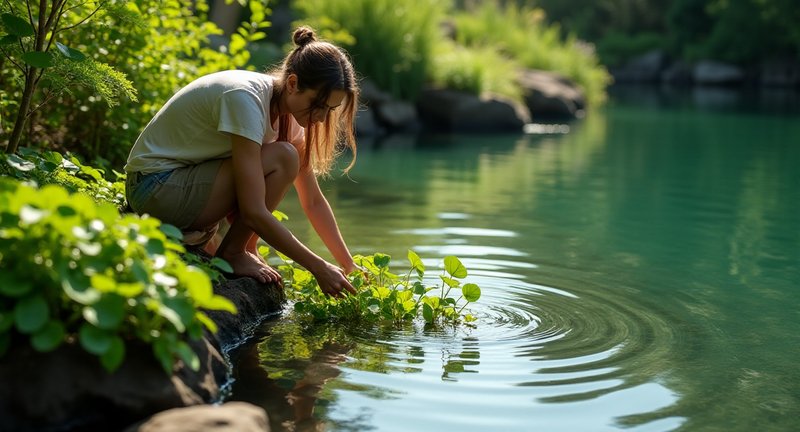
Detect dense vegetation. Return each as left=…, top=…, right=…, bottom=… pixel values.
left=532, top=0, right=800, bottom=67
left=0, top=153, right=237, bottom=373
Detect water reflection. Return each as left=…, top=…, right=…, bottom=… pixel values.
left=235, top=87, right=800, bottom=431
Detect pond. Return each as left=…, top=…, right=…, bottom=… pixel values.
left=229, top=86, right=800, bottom=431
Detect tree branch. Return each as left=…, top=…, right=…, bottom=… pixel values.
left=58, top=0, right=108, bottom=33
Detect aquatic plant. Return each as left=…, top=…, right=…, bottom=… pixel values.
left=0, top=178, right=236, bottom=373
left=268, top=248, right=481, bottom=326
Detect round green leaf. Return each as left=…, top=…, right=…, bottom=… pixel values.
left=83, top=294, right=126, bottom=330
left=407, top=250, right=425, bottom=272
left=0, top=35, right=18, bottom=45
left=100, top=336, right=125, bottom=371
left=444, top=256, right=467, bottom=278
left=31, top=320, right=65, bottom=352
left=373, top=253, right=390, bottom=268
left=0, top=272, right=32, bottom=297
left=1, top=13, right=34, bottom=37
left=55, top=42, right=86, bottom=61
left=78, top=323, right=112, bottom=355
left=14, top=295, right=49, bottom=334
left=463, top=283, right=481, bottom=302
left=22, top=51, right=55, bottom=68
left=158, top=223, right=182, bottom=240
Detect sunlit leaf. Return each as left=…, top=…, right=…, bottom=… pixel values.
left=444, top=256, right=467, bottom=278
left=407, top=250, right=425, bottom=273
left=439, top=275, right=460, bottom=288
left=55, top=41, right=86, bottom=61
left=463, top=283, right=481, bottom=302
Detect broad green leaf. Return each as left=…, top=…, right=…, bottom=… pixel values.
left=152, top=338, right=174, bottom=374
left=271, top=209, right=288, bottom=221
left=202, top=295, right=237, bottom=314
left=83, top=294, right=126, bottom=330
left=31, top=321, right=65, bottom=352
left=14, top=294, right=49, bottom=333
left=439, top=275, right=460, bottom=288
left=402, top=300, right=416, bottom=313
left=373, top=253, right=390, bottom=268
left=407, top=250, right=425, bottom=273
left=423, top=296, right=440, bottom=309
left=0, top=35, right=18, bottom=45
left=100, top=337, right=125, bottom=371
left=374, top=286, right=391, bottom=300
left=412, top=281, right=426, bottom=295
left=79, top=323, right=112, bottom=355
left=176, top=341, right=200, bottom=371
left=195, top=311, right=218, bottom=333
left=22, top=51, right=55, bottom=68
left=145, top=238, right=165, bottom=255
left=158, top=223, right=182, bottom=240
left=464, top=314, right=477, bottom=322
left=90, top=274, right=117, bottom=292
left=62, top=273, right=101, bottom=305
left=422, top=303, right=434, bottom=322
left=0, top=272, right=32, bottom=297
left=183, top=267, right=213, bottom=302
left=5, top=154, right=35, bottom=172
left=463, top=283, right=481, bottom=302
left=1, top=13, right=34, bottom=37
left=55, top=42, right=86, bottom=61
left=210, top=257, right=233, bottom=273
left=444, top=256, right=467, bottom=278
left=116, top=282, right=144, bottom=297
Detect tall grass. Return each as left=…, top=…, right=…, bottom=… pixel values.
left=293, top=0, right=449, bottom=101
left=453, top=2, right=611, bottom=106
left=430, top=40, right=523, bottom=103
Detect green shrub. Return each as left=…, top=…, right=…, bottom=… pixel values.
left=0, top=178, right=236, bottom=373
left=430, top=40, right=523, bottom=103
left=271, top=248, right=480, bottom=326
left=293, top=0, right=448, bottom=101
left=1, top=148, right=126, bottom=207
left=453, top=1, right=611, bottom=106
left=1, top=0, right=269, bottom=165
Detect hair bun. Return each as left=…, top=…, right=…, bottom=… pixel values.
left=293, top=26, right=317, bottom=48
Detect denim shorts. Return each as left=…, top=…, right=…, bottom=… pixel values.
left=125, top=159, right=223, bottom=229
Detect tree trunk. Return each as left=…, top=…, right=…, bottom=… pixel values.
left=5, top=68, right=37, bottom=154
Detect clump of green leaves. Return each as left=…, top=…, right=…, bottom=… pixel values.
left=275, top=250, right=481, bottom=326
left=0, top=178, right=237, bottom=373
left=1, top=148, right=125, bottom=207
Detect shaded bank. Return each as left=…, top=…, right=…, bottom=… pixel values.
left=0, top=273, right=285, bottom=432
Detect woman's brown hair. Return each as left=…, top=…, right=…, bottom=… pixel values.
left=269, top=26, right=359, bottom=175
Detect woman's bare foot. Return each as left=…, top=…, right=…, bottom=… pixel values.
left=218, top=250, right=281, bottom=284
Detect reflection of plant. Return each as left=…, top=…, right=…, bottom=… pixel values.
left=0, top=178, right=236, bottom=373
left=268, top=249, right=481, bottom=326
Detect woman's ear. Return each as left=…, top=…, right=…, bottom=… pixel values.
left=286, top=73, right=298, bottom=95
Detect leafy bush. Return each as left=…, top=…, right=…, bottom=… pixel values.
left=272, top=249, right=480, bottom=326
left=1, top=148, right=126, bottom=207
left=1, top=0, right=269, bottom=165
left=0, top=178, right=236, bottom=373
left=293, top=0, right=448, bottom=101
left=453, top=1, right=611, bottom=106
left=430, top=40, right=523, bottom=103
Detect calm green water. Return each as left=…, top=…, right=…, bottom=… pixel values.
left=230, top=88, right=800, bottom=431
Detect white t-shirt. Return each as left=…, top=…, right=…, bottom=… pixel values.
left=125, top=70, right=304, bottom=173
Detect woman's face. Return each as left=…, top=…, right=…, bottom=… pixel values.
left=287, top=82, right=346, bottom=128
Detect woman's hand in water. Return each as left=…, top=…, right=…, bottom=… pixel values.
left=311, top=261, right=356, bottom=297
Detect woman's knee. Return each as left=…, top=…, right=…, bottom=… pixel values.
left=262, top=141, right=300, bottom=180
